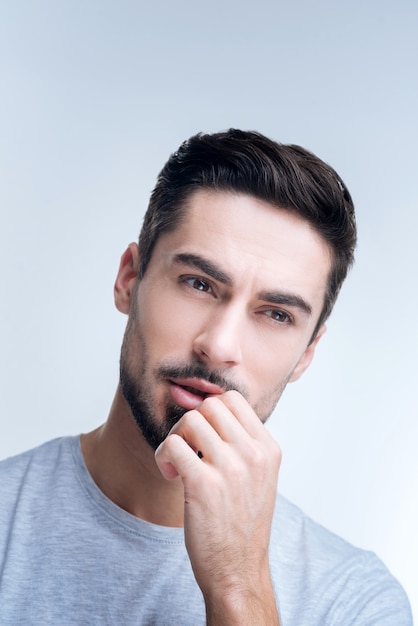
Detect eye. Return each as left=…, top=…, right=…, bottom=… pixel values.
left=183, top=277, right=212, bottom=293
left=264, top=309, right=292, bottom=324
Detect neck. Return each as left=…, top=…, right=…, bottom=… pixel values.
left=81, top=386, right=185, bottom=527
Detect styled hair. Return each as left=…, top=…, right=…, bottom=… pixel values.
left=138, top=129, right=356, bottom=339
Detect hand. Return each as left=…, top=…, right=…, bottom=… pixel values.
left=155, top=390, right=282, bottom=625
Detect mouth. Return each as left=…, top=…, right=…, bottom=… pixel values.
left=167, top=377, right=224, bottom=411
left=178, top=384, right=209, bottom=398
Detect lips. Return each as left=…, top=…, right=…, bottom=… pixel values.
left=167, top=377, right=224, bottom=411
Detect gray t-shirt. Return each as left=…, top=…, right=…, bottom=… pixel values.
left=0, top=437, right=412, bottom=625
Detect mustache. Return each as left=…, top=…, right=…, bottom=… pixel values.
left=156, top=361, right=248, bottom=399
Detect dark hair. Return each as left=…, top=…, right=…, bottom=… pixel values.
left=138, top=129, right=356, bottom=339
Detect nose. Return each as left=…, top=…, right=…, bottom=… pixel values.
left=192, top=305, right=243, bottom=368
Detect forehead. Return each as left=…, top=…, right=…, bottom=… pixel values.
left=153, top=189, right=331, bottom=309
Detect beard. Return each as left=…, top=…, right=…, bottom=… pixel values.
left=120, top=369, right=186, bottom=451
left=119, top=325, right=246, bottom=451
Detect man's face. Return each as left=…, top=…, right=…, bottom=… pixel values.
left=118, top=190, right=331, bottom=450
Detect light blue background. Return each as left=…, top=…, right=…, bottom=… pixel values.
left=1, top=0, right=417, bottom=618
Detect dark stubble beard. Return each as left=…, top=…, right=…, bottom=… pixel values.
left=120, top=371, right=186, bottom=451
left=120, top=358, right=245, bottom=451
left=119, top=318, right=246, bottom=450
left=121, top=364, right=290, bottom=454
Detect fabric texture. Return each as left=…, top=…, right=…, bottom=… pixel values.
left=0, top=437, right=412, bottom=625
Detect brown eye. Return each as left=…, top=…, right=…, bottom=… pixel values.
left=180, top=275, right=214, bottom=294
left=192, top=278, right=210, bottom=292
left=267, top=309, right=291, bottom=323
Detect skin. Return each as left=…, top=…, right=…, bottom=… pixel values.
left=81, top=189, right=331, bottom=625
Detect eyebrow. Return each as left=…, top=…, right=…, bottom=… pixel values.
left=258, top=291, right=313, bottom=317
left=173, top=253, right=233, bottom=287
left=173, top=252, right=313, bottom=316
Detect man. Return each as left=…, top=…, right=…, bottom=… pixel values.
left=0, top=130, right=411, bottom=624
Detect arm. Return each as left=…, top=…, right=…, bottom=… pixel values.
left=155, top=390, right=282, bottom=625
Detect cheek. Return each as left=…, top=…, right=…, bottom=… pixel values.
left=139, top=292, right=202, bottom=352
left=243, top=341, right=299, bottom=412
left=249, top=361, right=286, bottom=398
left=249, top=356, right=293, bottom=421
left=244, top=331, right=295, bottom=379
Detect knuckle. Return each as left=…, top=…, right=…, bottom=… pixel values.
left=162, top=433, right=180, bottom=453
left=201, top=395, right=218, bottom=408
left=199, top=395, right=221, bottom=413
left=181, top=410, right=195, bottom=426
left=223, top=389, right=241, bottom=401
left=180, top=409, right=201, bottom=429
left=275, top=443, right=283, bottom=463
left=270, top=442, right=282, bottom=468
left=246, top=442, right=281, bottom=478
left=249, top=444, right=268, bottom=469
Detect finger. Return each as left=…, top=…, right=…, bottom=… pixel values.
left=218, top=392, right=280, bottom=465
left=216, top=390, right=271, bottom=441
left=193, top=394, right=280, bottom=478
left=156, top=408, right=228, bottom=479
left=155, top=432, right=203, bottom=481
left=193, top=394, right=254, bottom=444
left=167, top=408, right=226, bottom=464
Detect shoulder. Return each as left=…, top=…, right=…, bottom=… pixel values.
left=270, top=494, right=412, bottom=625
left=0, top=437, right=77, bottom=502
left=0, top=436, right=74, bottom=470
left=272, top=494, right=362, bottom=558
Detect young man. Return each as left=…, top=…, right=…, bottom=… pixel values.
left=0, top=130, right=411, bottom=624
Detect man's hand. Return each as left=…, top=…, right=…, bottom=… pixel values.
left=155, top=390, right=282, bottom=625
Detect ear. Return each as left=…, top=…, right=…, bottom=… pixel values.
left=289, top=324, right=327, bottom=383
left=114, top=243, right=140, bottom=314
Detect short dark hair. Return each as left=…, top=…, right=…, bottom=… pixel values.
left=138, top=129, right=356, bottom=339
